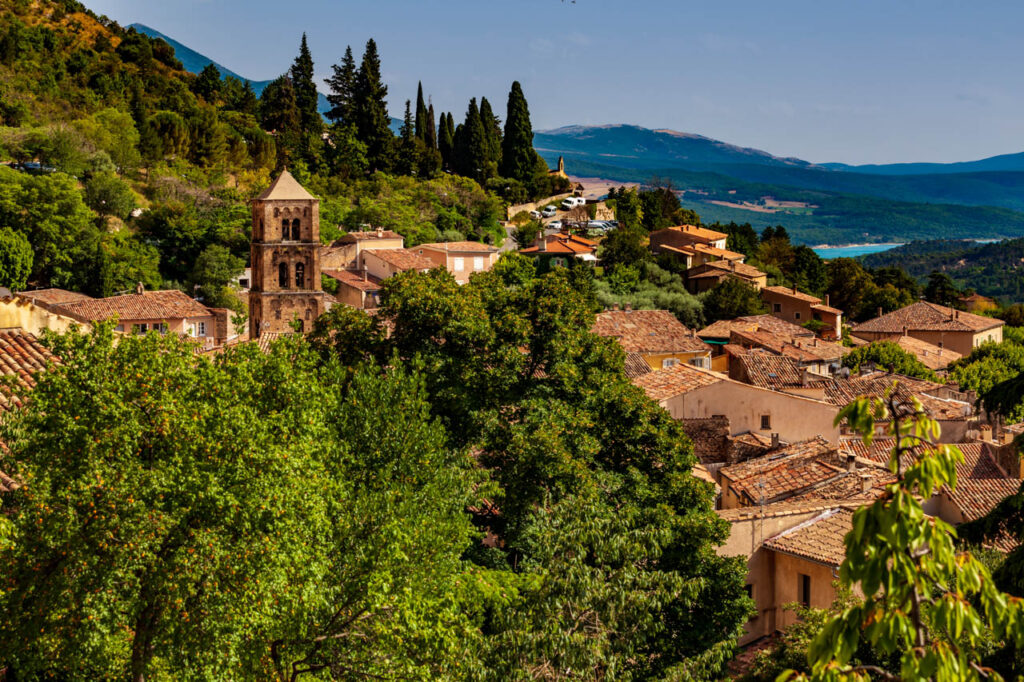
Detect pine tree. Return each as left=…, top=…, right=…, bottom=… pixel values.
left=501, top=81, right=539, bottom=186
left=414, top=82, right=428, bottom=141
left=237, top=80, right=258, bottom=115
left=258, top=75, right=301, bottom=167
left=353, top=38, right=394, bottom=173
left=425, top=101, right=437, bottom=150
left=324, top=45, right=356, bottom=124
left=396, top=100, right=418, bottom=176
left=194, top=63, right=221, bottom=103
left=479, top=96, right=502, bottom=173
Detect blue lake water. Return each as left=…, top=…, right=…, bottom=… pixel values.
left=811, top=243, right=904, bottom=259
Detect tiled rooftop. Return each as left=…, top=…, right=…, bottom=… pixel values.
left=763, top=508, right=855, bottom=566
left=632, top=363, right=724, bottom=401
left=852, top=301, right=1003, bottom=334
left=623, top=352, right=652, bottom=379
left=593, top=309, right=708, bottom=354
left=720, top=437, right=843, bottom=504
left=323, top=269, right=383, bottom=292
left=334, top=229, right=403, bottom=243
left=520, top=233, right=597, bottom=255
left=0, top=329, right=56, bottom=493
left=418, top=241, right=497, bottom=253
left=729, top=328, right=847, bottom=363
left=53, top=289, right=212, bottom=323
left=687, top=259, right=765, bottom=280
left=867, top=334, right=963, bottom=370
left=16, top=288, right=94, bottom=307
left=730, top=351, right=809, bottom=388
left=257, top=169, right=315, bottom=201
left=699, top=314, right=813, bottom=341
left=762, top=285, right=824, bottom=304
left=363, top=248, right=434, bottom=271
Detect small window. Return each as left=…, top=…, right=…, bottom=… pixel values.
left=279, top=262, right=289, bottom=288
left=239, top=278, right=249, bottom=288
left=794, top=312, right=801, bottom=320
left=760, top=414, right=771, bottom=430
left=798, top=573, right=811, bottom=607
left=296, top=319, right=305, bottom=333
left=453, top=257, right=465, bottom=272
left=281, top=219, right=289, bottom=239
left=295, top=262, right=305, bottom=288
left=197, top=321, right=206, bottom=337
left=662, top=358, right=678, bottom=369
left=473, top=256, right=484, bottom=270
left=291, top=218, right=301, bottom=241
left=773, top=303, right=781, bottom=313
left=134, top=323, right=148, bottom=335
left=689, top=356, right=708, bottom=369
left=813, top=312, right=821, bottom=321
left=154, top=323, right=167, bottom=334
left=275, top=309, right=281, bottom=320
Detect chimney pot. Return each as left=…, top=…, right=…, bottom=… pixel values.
left=612, top=303, right=619, bottom=311
left=824, top=294, right=830, bottom=306
left=792, top=284, right=798, bottom=294
left=363, top=269, right=368, bottom=282
left=877, top=307, right=883, bottom=318
left=135, top=282, right=144, bottom=295
left=624, top=303, right=632, bottom=312
left=846, top=454, right=857, bottom=473
left=771, top=433, right=780, bottom=449
left=859, top=472, right=871, bottom=493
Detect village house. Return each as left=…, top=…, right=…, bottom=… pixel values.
left=519, top=232, right=598, bottom=265
left=650, top=224, right=729, bottom=252
left=649, top=225, right=749, bottom=271
left=593, top=309, right=711, bottom=369
left=760, top=285, right=842, bottom=340
left=850, top=332, right=963, bottom=373
left=415, top=241, right=500, bottom=284
left=1, top=290, right=94, bottom=336
left=851, top=301, right=1003, bottom=357
left=51, top=285, right=227, bottom=348
left=320, top=229, right=405, bottom=270
left=727, top=328, right=848, bottom=376
left=699, top=315, right=814, bottom=372
left=684, top=260, right=768, bottom=293
left=324, top=269, right=383, bottom=310
left=632, top=362, right=840, bottom=444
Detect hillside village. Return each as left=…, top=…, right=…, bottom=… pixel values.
left=4, top=169, right=1024, bottom=677
left=4, top=0, right=1024, bottom=679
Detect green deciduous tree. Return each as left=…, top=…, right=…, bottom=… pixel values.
left=83, top=171, right=136, bottom=221
left=841, top=341, right=939, bottom=381
left=702, top=277, right=767, bottom=322
left=786, top=393, right=1024, bottom=681
left=0, top=226, right=32, bottom=290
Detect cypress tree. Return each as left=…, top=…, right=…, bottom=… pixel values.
left=438, top=111, right=454, bottom=171
left=290, top=34, right=320, bottom=135
left=353, top=38, right=394, bottom=173
left=454, top=98, right=489, bottom=183
left=425, top=101, right=437, bottom=149
left=324, top=45, right=357, bottom=124
left=396, top=99, right=418, bottom=176
left=258, top=75, right=301, bottom=166
left=478, top=96, right=502, bottom=172
left=500, top=81, right=538, bottom=185
left=414, top=82, right=428, bottom=141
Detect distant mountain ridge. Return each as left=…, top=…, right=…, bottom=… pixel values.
left=821, top=152, right=1024, bottom=176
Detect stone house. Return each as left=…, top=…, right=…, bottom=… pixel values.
left=685, top=260, right=767, bottom=293
left=593, top=309, right=711, bottom=370
left=851, top=301, right=1003, bottom=357
left=321, top=229, right=404, bottom=271
left=632, top=363, right=840, bottom=444
left=323, top=269, right=383, bottom=310
left=760, top=285, right=843, bottom=340
left=519, top=232, right=598, bottom=265
left=415, top=241, right=500, bottom=284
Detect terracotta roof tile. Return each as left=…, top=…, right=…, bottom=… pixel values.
left=333, top=230, right=403, bottom=243
left=946, top=478, right=1022, bottom=522
left=594, top=309, right=708, bottom=354
left=16, top=288, right=93, bottom=306
left=650, top=224, right=728, bottom=246
left=720, top=437, right=842, bottom=504
left=632, top=363, right=724, bottom=401
left=323, top=269, right=383, bottom=292
left=0, top=329, right=54, bottom=415
left=699, top=314, right=813, bottom=340
left=623, top=352, right=652, bottom=379
left=363, top=248, right=434, bottom=271
left=763, top=508, right=855, bottom=566
left=870, top=335, right=963, bottom=370
left=418, top=241, right=498, bottom=253
left=729, top=328, right=847, bottom=364
left=520, top=233, right=598, bottom=256
left=717, top=498, right=865, bottom=522
left=852, top=301, right=1003, bottom=334
left=730, top=351, right=811, bottom=389
left=763, top=285, right=824, bottom=304
left=53, top=290, right=212, bottom=323
left=687, top=259, right=765, bottom=280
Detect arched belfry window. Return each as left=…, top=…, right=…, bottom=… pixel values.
left=295, top=262, right=305, bottom=288
left=281, top=219, right=289, bottom=239
left=278, top=262, right=289, bottom=288
left=291, top=218, right=301, bottom=241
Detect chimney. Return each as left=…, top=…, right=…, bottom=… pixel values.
left=902, top=325, right=908, bottom=337
left=792, top=284, right=798, bottom=294
left=539, top=237, right=547, bottom=252
left=363, top=269, right=368, bottom=282
left=624, top=303, right=632, bottom=312
left=135, top=282, right=144, bottom=295
left=877, top=307, right=883, bottom=318
left=846, top=453, right=857, bottom=473
left=612, top=303, right=620, bottom=311
left=730, top=260, right=736, bottom=272
left=859, top=472, right=872, bottom=493
left=955, top=310, right=960, bottom=320
left=1004, top=431, right=1015, bottom=445
left=377, top=227, right=383, bottom=238
left=980, top=424, right=993, bottom=442
left=824, top=294, right=830, bottom=306
left=771, top=433, right=780, bottom=449
left=690, top=328, right=697, bottom=339
left=813, top=338, right=818, bottom=347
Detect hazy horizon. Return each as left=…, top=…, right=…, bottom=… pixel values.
left=84, top=0, right=1024, bottom=166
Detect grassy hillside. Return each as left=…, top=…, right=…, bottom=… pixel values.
left=556, top=157, right=1024, bottom=245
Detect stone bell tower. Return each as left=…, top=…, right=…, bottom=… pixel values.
left=249, top=170, right=326, bottom=338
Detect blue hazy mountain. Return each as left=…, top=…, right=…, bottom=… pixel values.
left=821, top=152, right=1024, bottom=175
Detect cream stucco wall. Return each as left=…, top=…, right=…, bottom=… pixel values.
left=642, top=350, right=712, bottom=370
left=0, top=298, right=91, bottom=335
left=660, top=380, right=840, bottom=444
left=856, top=327, right=1002, bottom=358
left=416, top=247, right=500, bottom=285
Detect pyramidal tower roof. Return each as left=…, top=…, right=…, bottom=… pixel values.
left=257, top=169, right=316, bottom=201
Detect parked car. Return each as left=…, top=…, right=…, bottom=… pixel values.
left=541, top=206, right=557, bottom=218
left=529, top=210, right=542, bottom=219
left=548, top=220, right=563, bottom=231
left=560, top=197, right=587, bottom=210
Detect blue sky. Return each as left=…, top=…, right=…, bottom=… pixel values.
left=85, top=0, right=1024, bottom=165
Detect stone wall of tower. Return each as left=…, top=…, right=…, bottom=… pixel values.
left=248, top=196, right=325, bottom=338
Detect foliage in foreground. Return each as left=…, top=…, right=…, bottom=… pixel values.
left=785, top=392, right=1024, bottom=681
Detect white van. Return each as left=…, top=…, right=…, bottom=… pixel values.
left=560, top=197, right=586, bottom=210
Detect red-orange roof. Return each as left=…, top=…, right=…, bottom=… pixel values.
left=54, top=290, right=213, bottom=323
left=323, top=269, right=383, bottom=292
left=418, top=241, right=497, bottom=253
left=363, top=248, right=434, bottom=271
left=520, top=233, right=597, bottom=255
left=852, top=301, right=1002, bottom=334
left=593, top=309, right=708, bottom=353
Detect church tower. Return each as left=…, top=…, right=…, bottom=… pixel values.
left=249, top=170, right=326, bottom=338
